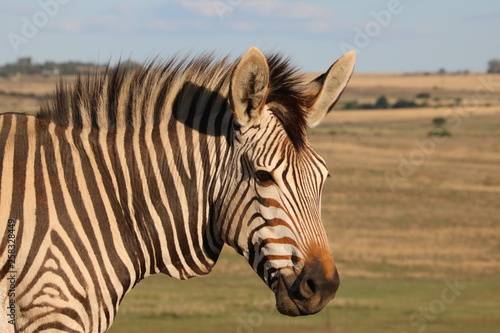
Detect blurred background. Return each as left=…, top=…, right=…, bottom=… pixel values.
left=1, top=1, right=499, bottom=332
left=1, top=0, right=500, bottom=72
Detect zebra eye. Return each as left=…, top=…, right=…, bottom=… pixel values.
left=255, top=170, right=274, bottom=185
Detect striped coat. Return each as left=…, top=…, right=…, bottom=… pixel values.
left=0, top=47, right=355, bottom=332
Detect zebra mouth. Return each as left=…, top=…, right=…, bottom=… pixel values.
left=272, top=274, right=298, bottom=316
left=273, top=264, right=339, bottom=316
left=274, top=273, right=313, bottom=316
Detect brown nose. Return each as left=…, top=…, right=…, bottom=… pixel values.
left=287, top=259, right=340, bottom=315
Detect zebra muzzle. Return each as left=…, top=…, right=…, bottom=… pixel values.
left=274, top=259, right=340, bottom=316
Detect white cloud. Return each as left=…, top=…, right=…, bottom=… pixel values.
left=50, top=19, right=85, bottom=33
left=110, top=5, right=137, bottom=18
left=146, top=19, right=181, bottom=31
left=174, top=0, right=334, bottom=20
left=46, top=1, right=337, bottom=35
left=175, top=0, right=219, bottom=17
left=305, top=20, right=336, bottom=34
left=228, top=20, right=263, bottom=32
left=50, top=15, right=133, bottom=33
left=240, top=0, right=333, bottom=19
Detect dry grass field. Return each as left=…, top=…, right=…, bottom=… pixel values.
left=1, top=72, right=499, bottom=332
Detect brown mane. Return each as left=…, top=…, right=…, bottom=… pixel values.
left=38, top=52, right=308, bottom=148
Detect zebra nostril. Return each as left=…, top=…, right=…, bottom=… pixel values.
left=306, top=279, right=316, bottom=294
left=298, top=277, right=316, bottom=299
left=293, top=260, right=339, bottom=303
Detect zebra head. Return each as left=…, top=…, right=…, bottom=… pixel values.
left=218, top=47, right=356, bottom=316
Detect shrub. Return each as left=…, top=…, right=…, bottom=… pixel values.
left=416, top=92, right=430, bottom=99
left=392, top=99, right=419, bottom=109
left=374, top=96, right=389, bottom=109
left=487, top=59, right=500, bottom=73
left=432, top=117, right=446, bottom=128
left=344, top=100, right=360, bottom=110
left=428, top=128, right=451, bottom=137
left=360, top=103, right=375, bottom=110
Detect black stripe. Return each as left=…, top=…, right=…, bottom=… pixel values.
left=0, top=115, right=14, bottom=280
left=17, top=120, right=50, bottom=287
left=152, top=123, right=186, bottom=276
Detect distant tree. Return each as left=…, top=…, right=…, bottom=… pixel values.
left=487, top=59, right=500, bottom=73
left=0, top=58, right=107, bottom=77
left=416, top=92, right=430, bottom=99
left=437, top=68, right=446, bottom=75
left=344, top=100, right=360, bottom=110
left=432, top=117, right=446, bottom=128
left=429, top=117, right=451, bottom=137
left=392, top=99, right=418, bottom=109
left=360, top=103, right=375, bottom=110
left=17, top=57, right=32, bottom=67
left=374, top=95, right=389, bottom=109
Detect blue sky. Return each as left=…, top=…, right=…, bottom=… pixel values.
left=1, top=0, right=499, bottom=72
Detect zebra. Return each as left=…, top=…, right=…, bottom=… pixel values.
left=0, top=47, right=355, bottom=332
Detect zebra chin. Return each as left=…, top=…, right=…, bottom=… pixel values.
left=272, top=260, right=340, bottom=316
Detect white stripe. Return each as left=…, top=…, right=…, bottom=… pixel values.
left=96, top=128, right=137, bottom=297
left=155, top=122, right=194, bottom=278
left=38, top=144, right=92, bottom=331
left=57, top=127, right=112, bottom=328
left=114, top=126, right=152, bottom=274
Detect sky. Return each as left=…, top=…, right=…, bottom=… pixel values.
left=1, top=0, right=499, bottom=73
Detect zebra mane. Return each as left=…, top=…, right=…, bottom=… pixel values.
left=38, top=52, right=308, bottom=147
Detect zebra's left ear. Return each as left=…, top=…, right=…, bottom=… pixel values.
left=229, top=47, right=270, bottom=128
left=304, top=51, right=356, bottom=128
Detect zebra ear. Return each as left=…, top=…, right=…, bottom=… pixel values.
left=229, top=47, right=270, bottom=128
left=305, top=51, right=356, bottom=128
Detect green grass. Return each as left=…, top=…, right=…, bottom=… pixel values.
left=109, top=259, right=500, bottom=332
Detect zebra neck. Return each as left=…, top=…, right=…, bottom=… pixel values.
left=91, top=115, right=230, bottom=282
left=39, top=79, right=233, bottom=284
